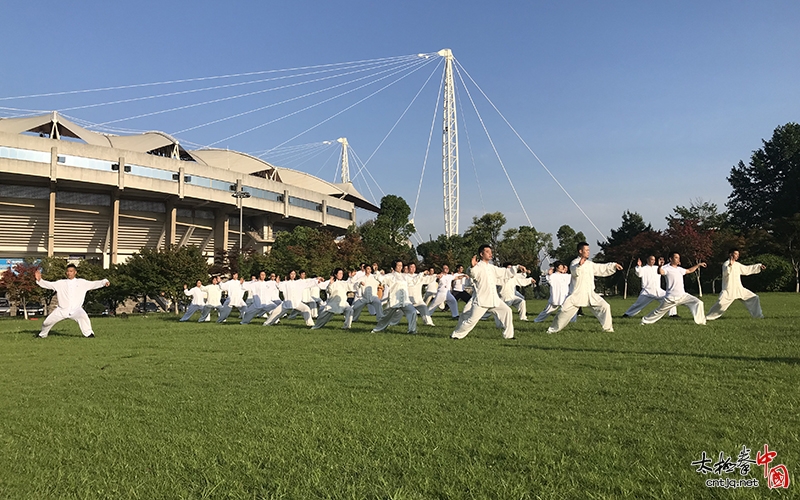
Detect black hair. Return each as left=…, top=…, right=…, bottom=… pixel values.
left=576, top=241, right=589, bottom=252
left=478, top=244, right=492, bottom=256
left=729, top=247, right=739, bottom=255
left=66, top=263, right=77, bottom=270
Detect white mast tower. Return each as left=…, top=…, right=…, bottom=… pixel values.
left=439, top=48, right=459, bottom=237
left=337, top=137, right=350, bottom=183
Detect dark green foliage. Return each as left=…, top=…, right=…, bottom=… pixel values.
left=745, top=254, right=794, bottom=292
left=549, top=224, right=586, bottom=264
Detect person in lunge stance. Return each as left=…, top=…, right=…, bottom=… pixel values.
left=34, top=264, right=109, bottom=338
left=706, top=248, right=765, bottom=321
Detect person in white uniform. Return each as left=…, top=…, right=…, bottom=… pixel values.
left=451, top=265, right=472, bottom=304
left=180, top=280, right=207, bottom=322
left=534, top=261, right=576, bottom=323
left=351, top=266, right=384, bottom=322
left=406, top=264, right=436, bottom=327
left=265, top=271, right=323, bottom=326
left=371, top=260, right=418, bottom=334
left=497, top=265, right=534, bottom=322
left=451, top=245, right=515, bottom=340
left=547, top=242, right=623, bottom=334
left=240, top=272, right=282, bottom=324
left=217, top=273, right=248, bottom=323
left=198, top=276, right=223, bottom=322
left=426, top=264, right=463, bottom=319
left=34, top=264, right=109, bottom=338
left=706, top=248, right=765, bottom=320
left=312, top=268, right=355, bottom=329
left=641, top=252, right=707, bottom=325
left=622, top=256, right=677, bottom=318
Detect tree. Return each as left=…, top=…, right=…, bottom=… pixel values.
left=270, top=226, right=338, bottom=277
left=549, top=225, right=586, bottom=264
left=126, top=246, right=209, bottom=313
left=603, top=230, right=665, bottom=298
left=772, top=213, right=800, bottom=292
left=496, top=226, right=552, bottom=271
left=598, top=211, right=653, bottom=298
left=416, top=234, right=472, bottom=270
left=727, top=123, right=800, bottom=229
left=0, top=261, right=42, bottom=319
left=464, top=212, right=506, bottom=255
left=359, top=195, right=417, bottom=268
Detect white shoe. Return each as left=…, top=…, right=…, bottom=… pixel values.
left=546, top=327, right=556, bottom=334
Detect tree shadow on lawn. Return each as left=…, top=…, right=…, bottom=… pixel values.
left=505, top=344, right=800, bottom=365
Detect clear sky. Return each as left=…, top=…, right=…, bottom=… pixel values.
left=2, top=1, right=799, bottom=246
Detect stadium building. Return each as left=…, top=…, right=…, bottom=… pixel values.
left=0, top=112, right=378, bottom=268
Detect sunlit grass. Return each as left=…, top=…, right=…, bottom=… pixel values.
left=1, top=294, right=798, bottom=499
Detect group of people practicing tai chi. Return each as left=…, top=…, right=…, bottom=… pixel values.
left=31, top=242, right=766, bottom=340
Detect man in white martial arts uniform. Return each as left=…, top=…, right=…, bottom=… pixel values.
left=405, top=264, right=436, bottom=327
left=498, top=265, right=535, bottom=322
left=312, top=269, right=355, bottom=329
left=422, top=267, right=439, bottom=307
left=198, top=276, right=223, bottom=322
left=426, top=265, right=463, bottom=320
left=34, top=265, right=109, bottom=338
left=641, top=252, right=707, bottom=325
left=451, top=265, right=472, bottom=304
left=240, top=272, right=282, bottom=324
left=547, top=242, right=623, bottom=334
left=351, top=265, right=384, bottom=322
left=451, top=245, right=515, bottom=340
left=371, top=260, right=418, bottom=334
left=706, top=248, right=766, bottom=320
left=265, top=271, right=323, bottom=326
left=180, top=280, right=207, bottom=322
left=298, top=271, right=324, bottom=319
left=622, top=256, right=677, bottom=318
left=534, top=261, right=576, bottom=324
left=217, top=273, right=247, bottom=323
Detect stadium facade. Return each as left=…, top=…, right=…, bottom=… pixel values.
left=0, top=112, right=378, bottom=268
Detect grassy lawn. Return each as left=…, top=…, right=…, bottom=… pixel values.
left=1, top=294, right=798, bottom=499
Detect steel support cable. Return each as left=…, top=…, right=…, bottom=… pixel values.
left=453, top=65, right=533, bottom=227
left=247, top=57, right=437, bottom=156
left=411, top=64, right=445, bottom=224
left=95, top=58, right=421, bottom=130
left=0, top=53, right=435, bottom=101
left=198, top=58, right=430, bottom=148
left=250, top=141, right=334, bottom=156
left=455, top=82, right=486, bottom=215
left=286, top=143, right=340, bottom=171
left=455, top=59, right=609, bottom=243
left=347, top=148, right=380, bottom=205
left=314, top=145, right=340, bottom=177
left=56, top=58, right=413, bottom=117
left=258, top=142, right=333, bottom=161
left=359, top=58, right=443, bottom=170
left=274, top=142, right=338, bottom=168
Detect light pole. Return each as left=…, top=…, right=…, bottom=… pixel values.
left=231, top=190, right=251, bottom=251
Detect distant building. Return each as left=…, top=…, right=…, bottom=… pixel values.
left=0, top=112, right=377, bottom=267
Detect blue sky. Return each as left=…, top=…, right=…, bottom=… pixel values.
left=2, top=1, right=800, bottom=247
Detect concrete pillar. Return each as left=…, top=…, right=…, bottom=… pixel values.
left=214, top=209, right=229, bottom=255
left=178, top=166, right=185, bottom=199
left=110, top=191, right=120, bottom=265
left=322, top=200, right=327, bottom=226
left=49, top=146, right=58, bottom=182
left=47, top=185, right=56, bottom=257
left=118, top=156, right=125, bottom=190
left=165, top=200, right=177, bottom=248
left=283, top=190, right=289, bottom=218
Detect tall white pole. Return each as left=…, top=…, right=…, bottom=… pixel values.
left=337, top=137, right=350, bottom=183
left=439, top=48, right=459, bottom=237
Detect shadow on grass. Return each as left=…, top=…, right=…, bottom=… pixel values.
left=507, top=344, right=800, bottom=365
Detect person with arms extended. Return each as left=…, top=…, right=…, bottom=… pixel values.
left=706, top=248, right=765, bottom=320
left=547, top=242, right=623, bottom=334
left=34, top=264, right=109, bottom=338
left=641, top=252, right=707, bottom=325
left=622, top=256, right=677, bottom=318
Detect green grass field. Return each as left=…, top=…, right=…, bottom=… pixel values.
left=1, top=294, right=798, bottom=499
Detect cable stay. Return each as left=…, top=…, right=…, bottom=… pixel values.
left=452, top=64, right=532, bottom=227
left=454, top=59, right=609, bottom=243
left=455, top=83, right=486, bottom=215
left=411, top=65, right=445, bottom=237
left=246, top=56, right=437, bottom=157
left=0, top=53, right=435, bottom=102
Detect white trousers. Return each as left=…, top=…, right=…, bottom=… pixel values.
left=265, top=302, right=314, bottom=326
left=352, top=296, right=384, bottom=322
left=39, top=308, right=94, bottom=337
left=240, top=301, right=281, bottom=324
left=706, top=289, right=762, bottom=320
left=199, top=304, right=223, bottom=322
left=641, top=294, right=706, bottom=325
left=217, top=302, right=247, bottom=323
left=549, top=296, right=612, bottom=333
left=311, top=306, right=354, bottom=329
left=427, top=291, right=459, bottom=318
left=180, top=304, right=204, bottom=322
left=624, top=293, right=677, bottom=317
left=373, top=304, right=418, bottom=333
left=452, top=301, right=514, bottom=339
left=534, top=303, right=576, bottom=323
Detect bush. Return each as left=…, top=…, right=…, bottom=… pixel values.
left=743, top=254, right=793, bottom=292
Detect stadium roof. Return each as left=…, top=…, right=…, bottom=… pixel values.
left=0, top=112, right=379, bottom=212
